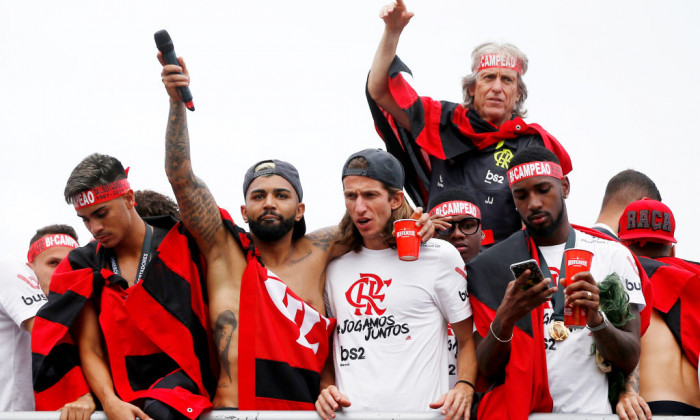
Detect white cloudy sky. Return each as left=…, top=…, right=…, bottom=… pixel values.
left=1, top=0, right=698, bottom=262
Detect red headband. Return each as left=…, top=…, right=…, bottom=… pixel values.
left=27, top=234, right=79, bottom=263
left=507, top=161, right=563, bottom=187
left=71, top=179, right=131, bottom=209
left=429, top=200, right=481, bottom=219
left=476, top=53, right=523, bottom=74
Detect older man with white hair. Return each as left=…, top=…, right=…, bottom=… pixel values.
left=367, top=0, right=572, bottom=247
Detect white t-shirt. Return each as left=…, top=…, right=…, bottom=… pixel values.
left=539, top=230, right=645, bottom=414
left=0, top=260, right=47, bottom=411
left=447, top=324, right=458, bottom=388
left=325, top=239, right=471, bottom=411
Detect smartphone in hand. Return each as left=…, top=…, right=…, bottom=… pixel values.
left=510, top=259, right=545, bottom=290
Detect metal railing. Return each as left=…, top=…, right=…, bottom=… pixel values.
left=0, top=412, right=697, bottom=420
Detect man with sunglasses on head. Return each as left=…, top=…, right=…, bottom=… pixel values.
left=428, top=188, right=483, bottom=390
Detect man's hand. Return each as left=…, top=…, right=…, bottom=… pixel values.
left=380, top=0, right=414, bottom=35
left=429, top=214, right=453, bottom=234
left=410, top=207, right=437, bottom=241
left=59, top=393, right=96, bottom=420
left=616, top=391, right=652, bottom=420
left=564, top=272, right=602, bottom=326
left=157, top=52, right=190, bottom=102
left=429, top=382, right=473, bottom=420
left=315, top=385, right=351, bottom=420
left=103, top=395, right=152, bottom=420
left=496, top=270, right=557, bottom=327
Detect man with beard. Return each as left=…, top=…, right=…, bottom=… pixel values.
left=159, top=56, right=435, bottom=410
left=467, top=146, right=645, bottom=418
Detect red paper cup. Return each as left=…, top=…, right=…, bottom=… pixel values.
left=394, top=219, right=420, bottom=261
left=563, top=248, right=593, bottom=328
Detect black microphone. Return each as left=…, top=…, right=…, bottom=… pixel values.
left=154, top=30, right=194, bottom=111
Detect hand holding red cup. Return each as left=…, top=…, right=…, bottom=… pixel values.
left=394, top=219, right=420, bottom=261
left=563, top=248, right=593, bottom=328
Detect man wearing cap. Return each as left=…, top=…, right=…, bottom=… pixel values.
left=592, top=169, right=661, bottom=240
left=32, top=153, right=217, bottom=420
left=159, top=54, right=438, bottom=410
left=428, top=188, right=483, bottom=388
left=316, top=148, right=476, bottom=420
left=619, top=199, right=700, bottom=415
left=366, top=0, right=571, bottom=249
left=0, top=225, right=79, bottom=412
left=468, top=146, right=645, bottom=418
left=160, top=55, right=369, bottom=411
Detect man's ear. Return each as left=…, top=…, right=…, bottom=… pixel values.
left=296, top=202, right=305, bottom=222
left=123, top=189, right=136, bottom=209
left=561, top=176, right=570, bottom=199
left=390, top=191, right=405, bottom=210
left=240, top=205, right=248, bottom=223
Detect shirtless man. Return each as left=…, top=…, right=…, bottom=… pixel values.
left=159, top=54, right=434, bottom=409
left=619, top=199, right=700, bottom=416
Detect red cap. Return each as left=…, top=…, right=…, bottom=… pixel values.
left=619, top=198, right=676, bottom=244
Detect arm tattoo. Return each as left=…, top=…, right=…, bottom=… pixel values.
left=624, top=363, right=640, bottom=393
left=213, top=310, right=238, bottom=382
left=306, top=227, right=337, bottom=252
left=165, top=100, right=222, bottom=244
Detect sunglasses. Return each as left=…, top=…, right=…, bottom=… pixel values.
left=436, top=217, right=481, bottom=236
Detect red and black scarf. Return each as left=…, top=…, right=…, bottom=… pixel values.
left=220, top=209, right=336, bottom=410
left=467, top=225, right=651, bottom=419
left=32, top=217, right=216, bottom=419
left=640, top=256, right=700, bottom=369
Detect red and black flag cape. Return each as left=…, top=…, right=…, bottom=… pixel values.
left=220, top=209, right=336, bottom=410
left=467, top=230, right=552, bottom=419
left=639, top=257, right=700, bottom=369
left=366, top=56, right=571, bottom=246
left=658, top=256, right=700, bottom=277
left=467, top=225, right=651, bottom=419
left=32, top=216, right=216, bottom=419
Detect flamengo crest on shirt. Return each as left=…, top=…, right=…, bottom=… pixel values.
left=265, top=277, right=330, bottom=354
left=345, top=273, right=392, bottom=316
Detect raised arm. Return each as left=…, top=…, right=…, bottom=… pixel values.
left=367, top=0, right=413, bottom=130
left=159, top=54, right=227, bottom=257
left=159, top=54, right=247, bottom=408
